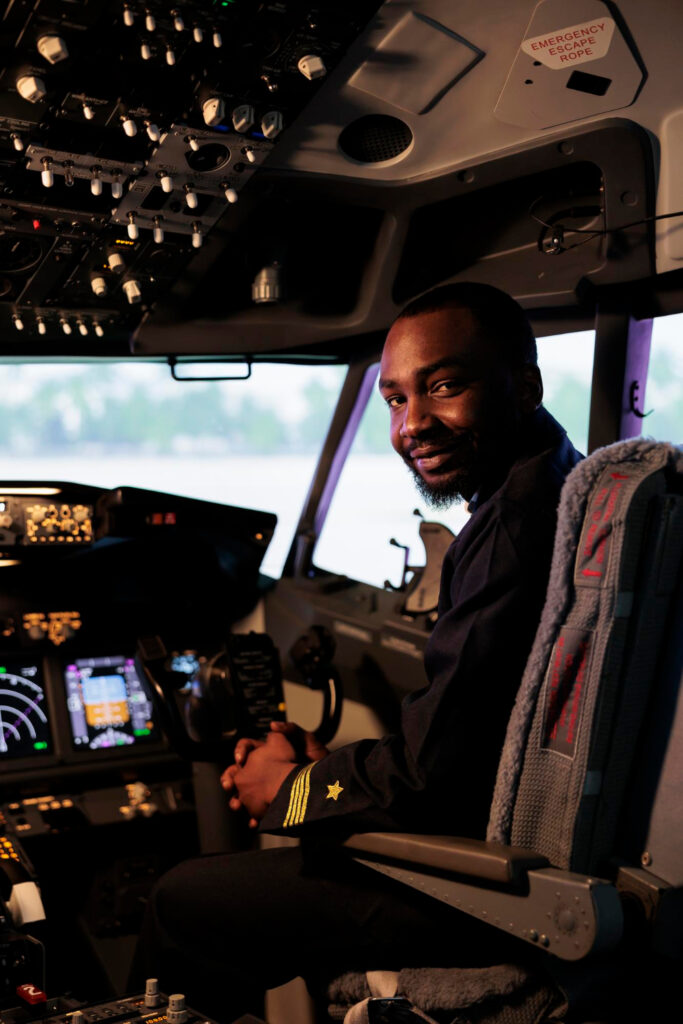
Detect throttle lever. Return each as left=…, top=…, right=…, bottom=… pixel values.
left=290, top=625, right=343, bottom=746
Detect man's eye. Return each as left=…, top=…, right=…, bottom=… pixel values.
left=385, top=395, right=404, bottom=409
left=432, top=380, right=465, bottom=394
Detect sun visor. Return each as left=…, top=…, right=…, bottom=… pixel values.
left=495, top=0, right=644, bottom=129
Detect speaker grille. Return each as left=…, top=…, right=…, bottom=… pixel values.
left=338, top=115, right=412, bottom=164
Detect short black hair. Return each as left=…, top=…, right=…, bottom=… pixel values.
left=396, top=282, right=538, bottom=367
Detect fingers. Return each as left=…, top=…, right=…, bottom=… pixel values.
left=248, top=818, right=259, bottom=829
left=234, top=737, right=263, bottom=765
left=220, top=763, right=239, bottom=791
left=270, top=720, right=297, bottom=735
left=305, top=733, right=329, bottom=761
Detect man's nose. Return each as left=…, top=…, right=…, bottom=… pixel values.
left=399, top=395, right=434, bottom=438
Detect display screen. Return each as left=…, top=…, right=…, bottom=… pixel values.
left=64, top=655, right=159, bottom=751
left=0, top=658, right=51, bottom=758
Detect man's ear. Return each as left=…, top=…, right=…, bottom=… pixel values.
left=515, top=364, right=543, bottom=415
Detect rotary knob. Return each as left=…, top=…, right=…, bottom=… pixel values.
left=261, top=110, right=284, bottom=140
left=297, top=54, right=326, bottom=80
left=37, top=34, right=69, bottom=64
left=122, top=279, right=142, bottom=304
left=17, top=75, right=47, bottom=103
left=202, top=97, right=225, bottom=127
left=232, top=104, right=254, bottom=133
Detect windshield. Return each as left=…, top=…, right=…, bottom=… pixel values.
left=0, top=361, right=346, bottom=579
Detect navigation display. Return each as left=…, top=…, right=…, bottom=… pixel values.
left=64, top=655, right=159, bottom=751
left=0, top=658, right=51, bottom=758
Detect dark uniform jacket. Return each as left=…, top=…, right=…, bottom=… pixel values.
left=260, top=407, right=582, bottom=839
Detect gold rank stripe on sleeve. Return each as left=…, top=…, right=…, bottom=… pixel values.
left=282, top=763, right=315, bottom=827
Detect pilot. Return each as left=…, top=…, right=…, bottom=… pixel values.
left=133, top=282, right=582, bottom=1019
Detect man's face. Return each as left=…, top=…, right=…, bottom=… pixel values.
left=379, top=306, right=522, bottom=507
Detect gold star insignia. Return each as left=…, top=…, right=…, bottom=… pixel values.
left=326, top=780, right=344, bottom=801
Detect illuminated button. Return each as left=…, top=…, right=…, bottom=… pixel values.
left=50, top=801, right=61, bottom=810
left=8, top=803, right=20, bottom=811
left=37, top=34, right=69, bottom=64
left=62, top=798, right=73, bottom=807
left=119, top=805, right=135, bottom=818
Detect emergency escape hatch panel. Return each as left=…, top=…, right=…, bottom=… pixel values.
left=495, top=0, right=644, bottom=129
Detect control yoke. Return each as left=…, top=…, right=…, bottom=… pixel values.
left=136, top=628, right=343, bottom=762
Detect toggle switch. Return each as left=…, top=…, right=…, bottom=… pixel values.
left=184, top=183, right=198, bottom=208
left=242, top=145, right=256, bottom=164
left=17, top=75, right=47, bottom=104
left=94, top=322, right=104, bottom=337
left=37, top=318, right=47, bottom=335
left=261, top=110, right=284, bottom=139
left=11, top=133, right=24, bottom=152
left=123, top=4, right=135, bottom=27
left=82, top=102, right=95, bottom=120
left=40, top=157, right=54, bottom=188
left=220, top=182, right=238, bottom=203
left=212, top=31, right=222, bottom=49
left=60, top=318, right=72, bottom=335
left=166, top=47, right=176, bottom=66
left=191, top=222, right=202, bottom=248
left=77, top=320, right=88, bottom=336
left=186, top=135, right=199, bottom=152
left=232, top=104, right=254, bottom=133
left=122, top=116, right=137, bottom=137
left=202, top=96, right=225, bottom=127
left=123, top=279, right=142, bottom=304
left=127, top=212, right=139, bottom=239
left=111, top=173, right=123, bottom=199
left=91, top=276, right=107, bottom=297
left=37, top=34, right=69, bottom=64
left=63, top=160, right=75, bottom=187
left=193, top=25, right=204, bottom=43
left=90, top=166, right=103, bottom=196
left=140, top=42, right=152, bottom=60
left=173, top=13, right=185, bottom=32
left=12, top=315, right=24, bottom=331
left=153, top=216, right=164, bottom=243
left=159, top=171, right=173, bottom=193
left=146, top=122, right=161, bottom=141
left=145, top=11, right=156, bottom=32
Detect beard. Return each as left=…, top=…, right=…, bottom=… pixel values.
left=402, top=430, right=481, bottom=509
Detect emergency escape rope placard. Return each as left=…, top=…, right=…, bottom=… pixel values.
left=521, top=17, right=615, bottom=69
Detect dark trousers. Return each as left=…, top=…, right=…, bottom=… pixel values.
left=132, top=844, right=518, bottom=1023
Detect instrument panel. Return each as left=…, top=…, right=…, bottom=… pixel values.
left=0, top=495, right=93, bottom=546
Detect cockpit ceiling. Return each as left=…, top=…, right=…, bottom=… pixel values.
left=1, top=0, right=682, bottom=359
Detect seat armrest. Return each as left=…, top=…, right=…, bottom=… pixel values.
left=343, top=833, right=549, bottom=886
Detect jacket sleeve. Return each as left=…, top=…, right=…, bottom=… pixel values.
left=259, top=499, right=557, bottom=839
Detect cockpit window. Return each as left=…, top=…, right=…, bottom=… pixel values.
left=0, top=361, right=345, bottom=579
left=314, top=329, right=595, bottom=588
left=644, top=313, right=683, bottom=442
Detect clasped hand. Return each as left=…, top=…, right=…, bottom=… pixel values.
left=220, top=721, right=328, bottom=828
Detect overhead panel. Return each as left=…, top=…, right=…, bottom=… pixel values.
left=348, top=11, right=484, bottom=116
left=495, top=0, right=644, bottom=129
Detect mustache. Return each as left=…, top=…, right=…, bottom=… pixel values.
left=403, top=429, right=477, bottom=459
